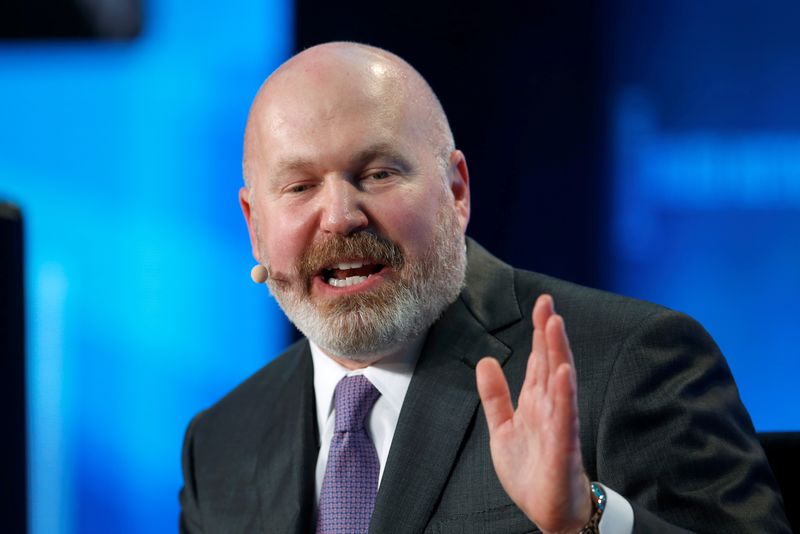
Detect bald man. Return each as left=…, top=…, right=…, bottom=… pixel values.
left=179, top=43, right=789, bottom=533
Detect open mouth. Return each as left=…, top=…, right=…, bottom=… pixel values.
left=320, top=260, right=386, bottom=288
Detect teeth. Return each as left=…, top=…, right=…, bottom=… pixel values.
left=334, top=261, right=365, bottom=270
left=327, top=275, right=369, bottom=287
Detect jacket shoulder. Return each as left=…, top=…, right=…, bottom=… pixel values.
left=191, top=338, right=311, bottom=441
left=512, top=268, right=671, bottom=326
left=464, top=237, right=673, bottom=335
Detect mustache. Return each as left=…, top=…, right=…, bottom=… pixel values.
left=298, top=232, right=405, bottom=280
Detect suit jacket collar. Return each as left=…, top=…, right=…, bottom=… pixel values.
left=369, top=238, right=522, bottom=533
left=459, top=238, right=522, bottom=355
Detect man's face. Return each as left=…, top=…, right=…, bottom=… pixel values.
left=240, top=57, right=470, bottom=360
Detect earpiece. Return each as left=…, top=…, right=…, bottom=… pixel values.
left=251, top=264, right=268, bottom=284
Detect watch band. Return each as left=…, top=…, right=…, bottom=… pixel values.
left=577, top=482, right=607, bottom=534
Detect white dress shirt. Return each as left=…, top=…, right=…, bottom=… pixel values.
left=309, top=339, right=633, bottom=533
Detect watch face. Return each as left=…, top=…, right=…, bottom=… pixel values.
left=590, top=482, right=607, bottom=511
left=576, top=483, right=605, bottom=534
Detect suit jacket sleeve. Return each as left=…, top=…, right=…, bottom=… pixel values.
left=587, top=308, right=790, bottom=532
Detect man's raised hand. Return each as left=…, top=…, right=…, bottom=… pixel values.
left=476, top=294, right=592, bottom=534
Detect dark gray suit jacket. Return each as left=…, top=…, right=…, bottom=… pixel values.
left=180, top=240, right=790, bottom=533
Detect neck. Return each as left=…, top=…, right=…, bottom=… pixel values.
left=320, top=334, right=424, bottom=370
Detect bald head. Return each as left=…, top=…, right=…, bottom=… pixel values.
left=242, top=42, right=454, bottom=189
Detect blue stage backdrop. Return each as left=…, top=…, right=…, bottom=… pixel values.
left=0, top=0, right=291, bottom=532
left=608, top=0, right=800, bottom=431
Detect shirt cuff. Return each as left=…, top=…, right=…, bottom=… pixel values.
left=597, top=483, right=634, bottom=534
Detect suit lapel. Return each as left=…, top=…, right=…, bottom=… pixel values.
left=255, top=342, right=318, bottom=533
left=369, top=240, right=521, bottom=533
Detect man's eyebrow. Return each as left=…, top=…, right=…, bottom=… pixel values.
left=275, top=156, right=315, bottom=174
left=352, top=144, right=413, bottom=171
left=273, top=143, right=413, bottom=177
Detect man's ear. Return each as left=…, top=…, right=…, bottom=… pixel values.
left=239, top=186, right=262, bottom=263
left=448, top=150, right=471, bottom=232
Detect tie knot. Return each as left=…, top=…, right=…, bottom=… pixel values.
left=333, top=375, right=380, bottom=433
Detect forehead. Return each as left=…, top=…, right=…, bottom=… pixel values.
left=247, top=58, right=431, bottom=171
left=265, top=102, right=408, bottom=163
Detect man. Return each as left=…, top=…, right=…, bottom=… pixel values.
left=180, top=42, right=789, bottom=533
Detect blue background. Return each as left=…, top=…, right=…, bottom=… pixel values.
left=0, top=0, right=291, bottom=531
left=0, top=1, right=797, bottom=532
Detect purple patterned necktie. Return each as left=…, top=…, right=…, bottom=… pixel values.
left=317, top=375, right=381, bottom=533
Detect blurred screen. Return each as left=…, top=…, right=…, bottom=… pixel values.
left=0, top=0, right=141, bottom=40
left=608, top=0, right=800, bottom=431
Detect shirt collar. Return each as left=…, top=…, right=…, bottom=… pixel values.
left=310, top=336, right=425, bottom=435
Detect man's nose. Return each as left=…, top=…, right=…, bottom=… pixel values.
left=319, top=179, right=369, bottom=235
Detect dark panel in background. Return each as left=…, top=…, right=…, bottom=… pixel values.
left=0, top=0, right=141, bottom=40
left=295, top=1, right=609, bottom=288
left=0, top=202, right=26, bottom=534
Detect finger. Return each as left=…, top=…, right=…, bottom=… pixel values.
left=552, top=362, right=581, bottom=455
left=533, top=294, right=554, bottom=335
left=476, top=357, right=514, bottom=433
left=546, top=362, right=584, bottom=507
left=529, top=294, right=554, bottom=391
left=545, top=314, right=574, bottom=380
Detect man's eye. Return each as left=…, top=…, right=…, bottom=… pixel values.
left=367, top=170, right=392, bottom=180
left=288, top=183, right=312, bottom=193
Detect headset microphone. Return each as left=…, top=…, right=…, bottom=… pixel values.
left=250, top=264, right=269, bottom=284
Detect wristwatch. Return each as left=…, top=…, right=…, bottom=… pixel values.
left=577, top=482, right=606, bottom=534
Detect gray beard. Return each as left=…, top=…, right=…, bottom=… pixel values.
left=266, top=206, right=467, bottom=362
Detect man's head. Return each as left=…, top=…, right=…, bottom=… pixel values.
left=239, top=42, right=471, bottom=363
